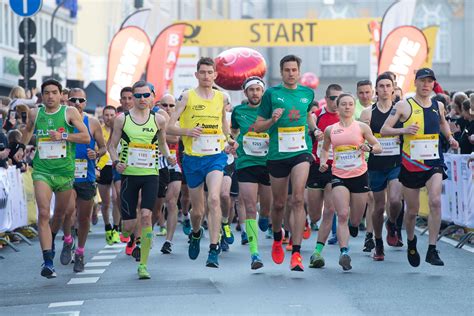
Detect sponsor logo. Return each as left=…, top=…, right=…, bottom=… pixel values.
left=143, top=127, right=155, bottom=133
left=300, top=98, right=309, bottom=103
left=196, top=123, right=219, bottom=129
left=192, top=104, right=206, bottom=111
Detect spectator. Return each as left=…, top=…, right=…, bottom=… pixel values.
left=0, top=96, right=11, bottom=112
left=8, top=86, right=37, bottom=109
left=0, top=129, right=9, bottom=169
left=7, top=129, right=26, bottom=171
left=61, top=88, right=69, bottom=105
left=459, top=98, right=474, bottom=154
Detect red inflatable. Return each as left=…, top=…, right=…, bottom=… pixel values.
left=299, top=72, right=320, bottom=90
left=215, top=47, right=266, bottom=90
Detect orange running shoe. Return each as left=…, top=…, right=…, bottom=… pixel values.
left=290, top=252, right=304, bottom=271
left=120, top=233, right=130, bottom=243
left=271, top=240, right=285, bottom=264
left=286, top=239, right=293, bottom=252
left=303, top=221, right=311, bottom=240
left=125, top=241, right=135, bottom=256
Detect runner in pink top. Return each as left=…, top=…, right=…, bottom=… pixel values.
left=319, top=93, right=381, bottom=271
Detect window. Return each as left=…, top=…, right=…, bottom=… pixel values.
left=319, top=4, right=357, bottom=64
left=413, top=1, right=451, bottom=62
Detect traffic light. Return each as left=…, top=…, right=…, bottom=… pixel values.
left=18, top=18, right=37, bottom=90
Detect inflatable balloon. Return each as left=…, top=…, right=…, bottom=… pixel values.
left=300, top=72, right=320, bottom=90
left=215, top=47, right=266, bottom=90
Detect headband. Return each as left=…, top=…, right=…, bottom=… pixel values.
left=244, top=79, right=265, bottom=91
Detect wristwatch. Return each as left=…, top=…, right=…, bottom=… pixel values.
left=61, top=133, right=68, bottom=140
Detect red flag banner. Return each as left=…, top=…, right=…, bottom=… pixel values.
left=146, top=23, right=186, bottom=101
left=106, top=26, right=151, bottom=107
left=378, top=26, right=428, bottom=93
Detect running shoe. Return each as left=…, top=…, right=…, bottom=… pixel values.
left=251, top=253, right=264, bottom=270
left=349, top=224, right=359, bottom=238
left=202, top=220, right=208, bottom=230
left=396, top=227, right=404, bottom=247
left=236, top=223, right=241, bottom=232
left=425, top=248, right=444, bottom=266
left=285, top=239, right=293, bottom=252
left=220, top=238, right=229, bottom=252
left=73, top=254, right=85, bottom=273
left=363, top=235, right=375, bottom=252
left=182, top=218, right=192, bottom=236
left=206, top=248, right=219, bottom=268
left=385, top=220, right=399, bottom=247
left=112, top=230, right=121, bottom=244
left=132, top=244, right=141, bottom=262
left=125, top=240, right=135, bottom=256
left=258, top=216, right=269, bottom=232
left=311, top=222, right=319, bottom=231
left=327, top=233, right=338, bottom=245
left=120, top=233, right=130, bottom=243
left=41, top=261, right=56, bottom=279
left=407, top=236, right=420, bottom=267
left=339, top=253, right=352, bottom=271
left=156, top=226, right=167, bottom=236
left=290, top=252, right=304, bottom=271
left=221, top=223, right=234, bottom=244
left=105, top=230, right=114, bottom=246
left=60, top=240, right=74, bottom=265
left=188, top=227, right=203, bottom=260
left=91, top=213, right=98, bottom=226
left=265, top=228, right=273, bottom=239
left=309, top=251, right=325, bottom=268
left=282, top=236, right=290, bottom=244
left=241, top=231, right=248, bottom=245
left=271, top=240, right=285, bottom=264
left=373, top=244, right=385, bottom=261
left=138, top=264, right=151, bottom=279
left=358, top=221, right=366, bottom=232
left=303, top=221, right=311, bottom=240
left=161, top=241, right=172, bottom=254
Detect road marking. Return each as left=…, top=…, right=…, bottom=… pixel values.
left=91, top=255, right=117, bottom=260
left=77, top=269, right=106, bottom=275
left=104, top=244, right=126, bottom=249
left=49, top=301, right=84, bottom=308
left=85, top=261, right=111, bottom=267
left=67, top=277, right=100, bottom=285
left=47, top=311, right=80, bottom=316
left=98, top=249, right=122, bottom=254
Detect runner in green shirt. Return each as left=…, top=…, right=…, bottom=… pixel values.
left=254, top=55, right=316, bottom=272
left=21, top=79, right=90, bottom=279
left=230, top=76, right=272, bottom=270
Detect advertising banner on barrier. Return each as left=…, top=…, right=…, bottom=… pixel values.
left=22, top=170, right=37, bottom=225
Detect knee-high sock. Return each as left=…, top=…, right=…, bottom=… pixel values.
left=246, top=219, right=258, bottom=255
left=140, top=226, right=153, bottom=265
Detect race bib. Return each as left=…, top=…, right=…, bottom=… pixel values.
left=243, top=132, right=269, bottom=157
left=316, top=141, right=333, bottom=160
left=334, top=145, right=362, bottom=170
left=410, top=134, right=439, bottom=160
left=278, top=126, right=307, bottom=153
left=127, top=143, right=156, bottom=168
left=38, top=138, right=67, bottom=159
left=75, top=159, right=88, bottom=179
left=374, top=133, right=400, bottom=156
left=192, top=129, right=223, bottom=155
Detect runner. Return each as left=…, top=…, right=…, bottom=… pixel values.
left=319, top=93, right=381, bottom=271
left=306, top=83, right=342, bottom=268
left=381, top=68, right=459, bottom=267
left=21, top=79, right=90, bottom=278
left=59, top=88, right=107, bottom=272
left=167, top=57, right=236, bottom=268
left=359, top=73, right=403, bottom=261
left=230, top=76, right=272, bottom=269
left=108, top=81, right=173, bottom=279
left=254, top=55, right=316, bottom=271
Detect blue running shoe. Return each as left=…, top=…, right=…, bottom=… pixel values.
left=221, top=223, right=234, bottom=244
left=241, top=231, right=248, bottom=245
left=328, top=233, right=338, bottom=245
left=258, top=216, right=269, bottom=232
left=265, top=228, right=273, bottom=239
left=188, top=227, right=203, bottom=260
left=251, top=253, right=263, bottom=270
left=206, top=248, right=219, bottom=268
left=220, top=238, right=229, bottom=252
left=41, top=261, right=57, bottom=279
left=182, top=218, right=191, bottom=236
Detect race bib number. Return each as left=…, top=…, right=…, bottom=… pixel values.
left=334, top=145, right=362, bottom=170
left=192, top=129, right=223, bottom=155
left=278, top=126, right=307, bottom=153
left=374, top=133, right=400, bottom=156
left=243, top=132, right=269, bottom=157
left=316, top=141, right=333, bottom=160
left=75, top=159, right=88, bottom=178
left=410, top=134, right=439, bottom=160
left=38, top=138, right=67, bottom=159
left=127, top=143, right=156, bottom=168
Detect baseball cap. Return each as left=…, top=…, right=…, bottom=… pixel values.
left=415, top=68, right=436, bottom=80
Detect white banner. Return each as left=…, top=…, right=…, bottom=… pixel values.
left=0, top=167, right=28, bottom=232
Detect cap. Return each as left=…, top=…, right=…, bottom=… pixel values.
left=415, top=68, right=436, bottom=80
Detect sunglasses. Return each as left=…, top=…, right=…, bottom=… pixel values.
left=160, top=103, right=175, bottom=108
left=134, top=93, right=151, bottom=99
left=327, top=95, right=338, bottom=101
left=69, top=97, right=86, bottom=103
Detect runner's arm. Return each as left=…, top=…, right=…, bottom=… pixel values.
left=20, top=108, right=37, bottom=145
left=156, top=114, right=171, bottom=158
left=107, top=114, right=125, bottom=163
left=438, top=102, right=458, bottom=149
left=167, top=92, right=190, bottom=137
left=307, top=111, right=316, bottom=132
left=90, top=117, right=107, bottom=158
left=319, top=126, right=332, bottom=167
left=66, top=107, right=90, bottom=144
left=360, top=122, right=382, bottom=154
left=380, top=101, right=408, bottom=136
left=221, top=98, right=231, bottom=140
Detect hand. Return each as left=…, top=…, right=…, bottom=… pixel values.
left=186, top=127, right=203, bottom=138
left=14, top=148, right=24, bottom=162
left=48, top=130, right=62, bottom=141
left=166, top=155, right=177, bottom=166
left=271, top=108, right=284, bottom=123
left=314, top=129, right=324, bottom=141
left=359, top=143, right=372, bottom=152
left=0, top=149, right=10, bottom=160
left=403, top=123, right=419, bottom=135
left=224, top=142, right=238, bottom=155
left=319, top=163, right=328, bottom=173
left=448, top=137, right=459, bottom=150
left=87, top=148, right=97, bottom=160
left=448, top=121, right=460, bottom=133
left=95, top=169, right=100, bottom=179
left=116, top=162, right=126, bottom=174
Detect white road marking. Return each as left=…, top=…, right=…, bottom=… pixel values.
left=84, top=261, right=111, bottom=267
left=77, top=269, right=106, bottom=275
left=98, top=249, right=122, bottom=254
left=104, top=244, right=126, bottom=249
left=67, top=277, right=100, bottom=285
left=47, top=311, right=80, bottom=316
left=91, top=255, right=117, bottom=260
left=48, top=301, right=84, bottom=308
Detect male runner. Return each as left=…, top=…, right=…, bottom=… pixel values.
left=21, top=79, right=90, bottom=278
left=381, top=68, right=459, bottom=267
left=254, top=55, right=316, bottom=271
left=360, top=73, right=402, bottom=261
left=167, top=57, right=236, bottom=268
left=108, top=81, right=172, bottom=279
